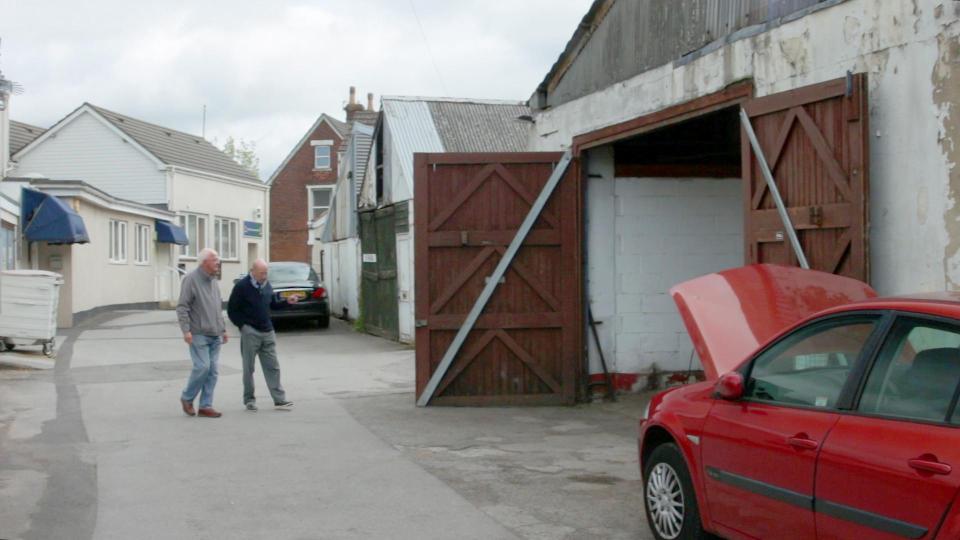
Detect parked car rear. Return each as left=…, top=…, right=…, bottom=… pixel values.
left=266, top=262, right=330, bottom=328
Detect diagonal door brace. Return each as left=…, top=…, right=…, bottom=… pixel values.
left=417, top=150, right=574, bottom=407
left=739, top=108, right=810, bottom=269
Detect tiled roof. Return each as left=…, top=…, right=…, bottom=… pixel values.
left=88, top=104, right=261, bottom=182
left=9, top=120, right=46, bottom=155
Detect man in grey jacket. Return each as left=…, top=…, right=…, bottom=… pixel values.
left=177, top=248, right=228, bottom=418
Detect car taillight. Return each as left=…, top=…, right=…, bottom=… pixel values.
left=312, top=287, right=327, bottom=299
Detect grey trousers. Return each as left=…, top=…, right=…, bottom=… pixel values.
left=240, top=325, right=286, bottom=405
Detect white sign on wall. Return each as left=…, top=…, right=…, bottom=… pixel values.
left=362, top=253, right=377, bottom=263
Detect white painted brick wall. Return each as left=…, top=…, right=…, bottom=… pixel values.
left=612, top=177, right=743, bottom=374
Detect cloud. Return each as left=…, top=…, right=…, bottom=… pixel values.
left=0, top=0, right=591, bottom=178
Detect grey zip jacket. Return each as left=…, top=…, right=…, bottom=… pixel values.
left=176, top=267, right=226, bottom=337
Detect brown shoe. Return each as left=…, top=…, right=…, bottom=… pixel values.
left=180, top=399, right=196, bottom=416
left=197, top=407, right=222, bottom=418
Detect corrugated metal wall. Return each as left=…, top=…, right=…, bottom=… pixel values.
left=545, top=0, right=833, bottom=108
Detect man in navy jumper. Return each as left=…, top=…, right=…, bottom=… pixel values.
left=227, top=259, right=294, bottom=411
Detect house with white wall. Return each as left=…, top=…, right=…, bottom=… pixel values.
left=522, top=0, right=960, bottom=391
left=11, top=178, right=183, bottom=327
left=358, top=96, right=531, bottom=343
left=11, top=103, right=270, bottom=298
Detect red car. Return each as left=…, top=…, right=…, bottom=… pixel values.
left=639, top=264, right=960, bottom=540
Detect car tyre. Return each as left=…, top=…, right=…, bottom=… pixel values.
left=643, top=443, right=708, bottom=540
left=318, top=316, right=330, bottom=329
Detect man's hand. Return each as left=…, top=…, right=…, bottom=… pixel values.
left=286, top=295, right=300, bottom=305
left=222, top=332, right=229, bottom=344
left=183, top=332, right=193, bottom=345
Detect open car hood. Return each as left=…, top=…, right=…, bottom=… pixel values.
left=671, top=264, right=877, bottom=380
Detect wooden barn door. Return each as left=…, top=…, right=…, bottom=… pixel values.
left=360, top=207, right=399, bottom=340
left=414, top=153, right=582, bottom=405
left=743, top=74, right=870, bottom=282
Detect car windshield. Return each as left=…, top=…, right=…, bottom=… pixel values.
left=268, top=263, right=313, bottom=283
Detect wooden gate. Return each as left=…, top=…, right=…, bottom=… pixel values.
left=360, top=206, right=399, bottom=340
left=743, top=74, right=870, bottom=281
left=414, top=153, right=582, bottom=405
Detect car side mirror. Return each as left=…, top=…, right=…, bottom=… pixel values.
left=715, top=372, right=745, bottom=401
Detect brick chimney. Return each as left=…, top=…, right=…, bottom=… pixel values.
left=367, top=92, right=375, bottom=111
left=344, top=86, right=365, bottom=122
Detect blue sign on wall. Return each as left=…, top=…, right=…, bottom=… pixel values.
left=243, top=221, right=263, bottom=238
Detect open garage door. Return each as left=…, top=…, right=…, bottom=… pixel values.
left=414, top=153, right=582, bottom=405
left=743, top=74, right=870, bottom=282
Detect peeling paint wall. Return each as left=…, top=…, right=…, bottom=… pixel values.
left=531, top=0, right=960, bottom=296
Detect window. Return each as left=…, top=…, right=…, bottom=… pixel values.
left=859, top=319, right=960, bottom=423
left=178, top=214, right=207, bottom=259
left=745, top=317, right=879, bottom=408
left=134, top=223, right=151, bottom=264
left=214, top=217, right=238, bottom=260
left=0, top=223, right=15, bottom=270
left=309, top=186, right=333, bottom=221
left=314, top=145, right=331, bottom=169
left=109, top=220, right=128, bottom=263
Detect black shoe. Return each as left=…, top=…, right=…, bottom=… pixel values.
left=274, top=401, right=294, bottom=410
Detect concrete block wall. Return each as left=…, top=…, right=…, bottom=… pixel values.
left=612, top=177, right=743, bottom=375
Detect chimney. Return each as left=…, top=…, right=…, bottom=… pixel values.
left=367, top=93, right=374, bottom=111
left=344, top=85, right=364, bottom=122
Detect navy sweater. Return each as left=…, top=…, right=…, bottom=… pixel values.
left=227, top=275, right=279, bottom=332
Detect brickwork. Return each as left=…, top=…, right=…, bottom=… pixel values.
left=269, top=119, right=342, bottom=263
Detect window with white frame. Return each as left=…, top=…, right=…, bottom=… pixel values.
left=308, top=186, right=333, bottom=221
left=109, top=220, right=128, bottom=263
left=134, top=223, right=151, bottom=264
left=314, top=145, right=331, bottom=169
left=178, top=213, right=207, bottom=259
left=214, top=217, right=238, bottom=260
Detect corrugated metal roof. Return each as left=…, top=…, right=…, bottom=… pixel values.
left=427, top=101, right=530, bottom=153
left=381, top=99, right=444, bottom=190
left=88, top=104, right=261, bottom=183
left=9, top=120, right=45, bottom=155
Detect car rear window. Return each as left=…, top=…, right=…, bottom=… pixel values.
left=859, top=319, right=960, bottom=424
left=268, top=264, right=314, bottom=282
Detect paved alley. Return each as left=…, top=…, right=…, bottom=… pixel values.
left=0, top=310, right=648, bottom=540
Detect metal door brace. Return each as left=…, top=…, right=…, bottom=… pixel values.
left=739, top=108, right=810, bottom=269
left=417, top=151, right=574, bottom=406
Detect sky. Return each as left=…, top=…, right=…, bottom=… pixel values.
left=0, top=0, right=592, bottom=179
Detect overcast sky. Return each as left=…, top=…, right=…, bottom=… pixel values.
left=0, top=0, right=591, bottom=179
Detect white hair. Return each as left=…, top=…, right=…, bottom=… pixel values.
left=198, top=248, right=219, bottom=263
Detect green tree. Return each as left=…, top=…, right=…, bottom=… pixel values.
left=219, top=136, right=260, bottom=178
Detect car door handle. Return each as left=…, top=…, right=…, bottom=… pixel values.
left=908, top=458, right=952, bottom=475
left=787, top=436, right=819, bottom=450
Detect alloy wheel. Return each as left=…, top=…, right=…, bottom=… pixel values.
left=646, top=462, right=685, bottom=539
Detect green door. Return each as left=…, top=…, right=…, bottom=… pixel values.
left=360, top=206, right=399, bottom=340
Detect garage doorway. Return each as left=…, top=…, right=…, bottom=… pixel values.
left=575, top=76, right=870, bottom=389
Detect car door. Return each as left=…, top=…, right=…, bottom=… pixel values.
left=700, top=314, right=882, bottom=539
left=815, top=315, right=960, bottom=539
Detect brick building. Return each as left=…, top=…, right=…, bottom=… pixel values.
left=268, top=87, right=378, bottom=264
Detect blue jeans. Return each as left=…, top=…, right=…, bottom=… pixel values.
left=181, top=334, right=221, bottom=408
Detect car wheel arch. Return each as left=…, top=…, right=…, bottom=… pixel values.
left=642, top=421, right=716, bottom=535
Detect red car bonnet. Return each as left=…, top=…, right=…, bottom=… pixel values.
left=671, top=264, right=877, bottom=380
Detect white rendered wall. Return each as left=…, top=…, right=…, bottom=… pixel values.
left=322, top=237, right=361, bottom=321
left=530, top=0, right=960, bottom=296
left=171, top=169, right=268, bottom=298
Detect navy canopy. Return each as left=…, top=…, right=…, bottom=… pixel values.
left=21, top=188, right=90, bottom=244
left=155, top=219, right=189, bottom=245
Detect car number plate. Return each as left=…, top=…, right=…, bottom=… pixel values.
left=280, top=290, right=307, bottom=300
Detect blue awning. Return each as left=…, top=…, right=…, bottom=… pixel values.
left=21, top=188, right=90, bottom=244
left=155, top=219, right=189, bottom=245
